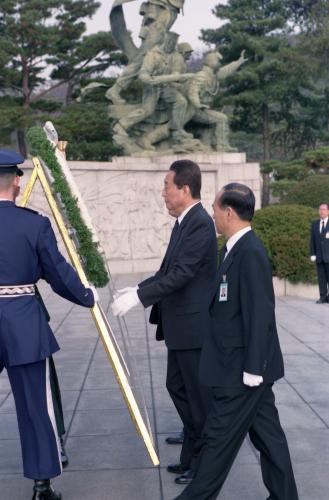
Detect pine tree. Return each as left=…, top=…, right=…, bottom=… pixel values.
left=0, top=1, right=122, bottom=155
left=201, top=0, right=325, bottom=204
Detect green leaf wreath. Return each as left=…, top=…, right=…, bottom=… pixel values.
left=27, top=126, right=109, bottom=287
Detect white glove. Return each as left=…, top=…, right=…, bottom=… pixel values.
left=111, top=288, right=140, bottom=316
left=113, top=286, right=138, bottom=300
left=310, top=255, right=316, bottom=262
left=243, top=372, right=263, bottom=387
left=89, top=285, right=99, bottom=303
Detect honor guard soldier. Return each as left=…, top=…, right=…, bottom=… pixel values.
left=0, top=150, right=97, bottom=499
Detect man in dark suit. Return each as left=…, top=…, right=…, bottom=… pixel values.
left=0, top=150, right=97, bottom=499
left=112, top=159, right=217, bottom=483
left=310, top=202, right=329, bottom=303
left=175, top=183, right=299, bottom=500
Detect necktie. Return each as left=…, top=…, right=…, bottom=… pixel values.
left=219, top=244, right=227, bottom=266
left=163, top=220, right=180, bottom=265
left=321, top=220, right=325, bottom=234
left=170, top=220, right=180, bottom=245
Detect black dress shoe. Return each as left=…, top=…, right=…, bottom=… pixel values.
left=167, top=463, right=189, bottom=474
left=166, top=430, right=184, bottom=445
left=60, top=437, right=69, bottom=468
left=316, top=298, right=327, bottom=304
left=175, top=469, right=194, bottom=485
left=32, top=480, right=62, bottom=500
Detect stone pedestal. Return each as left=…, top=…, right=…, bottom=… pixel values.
left=21, top=153, right=261, bottom=274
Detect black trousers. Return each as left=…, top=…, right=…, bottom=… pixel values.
left=176, top=384, right=299, bottom=500
left=316, top=262, right=329, bottom=300
left=166, top=349, right=210, bottom=469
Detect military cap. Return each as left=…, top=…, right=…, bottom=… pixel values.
left=178, top=42, right=193, bottom=55
left=168, top=0, right=185, bottom=9
left=0, top=149, right=24, bottom=176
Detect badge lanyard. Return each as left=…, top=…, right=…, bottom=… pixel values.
left=219, top=274, right=228, bottom=302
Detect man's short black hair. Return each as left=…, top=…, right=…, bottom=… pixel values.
left=319, top=202, right=329, bottom=209
left=218, top=183, right=255, bottom=221
left=169, top=159, right=201, bottom=199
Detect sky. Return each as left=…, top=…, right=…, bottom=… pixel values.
left=86, top=1, right=226, bottom=53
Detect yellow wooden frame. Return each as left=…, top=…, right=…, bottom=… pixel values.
left=20, top=156, right=160, bottom=466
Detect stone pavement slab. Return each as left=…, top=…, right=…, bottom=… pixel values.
left=0, top=276, right=328, bottom=499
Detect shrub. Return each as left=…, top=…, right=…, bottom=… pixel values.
left=271, top=235, right=315, bottom=283
left=282, top=175, right=329, bottom=208
left=217, top=204, right=317, bottom=283
left=252, top=204, right=317, bottom=283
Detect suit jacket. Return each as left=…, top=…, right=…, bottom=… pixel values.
left=137, top=203, right=217, bottom=350
left=200, top=230, right=284, bottom=388
left=0, top=201, right=94, bottom=370
left=310, top=219, right=329, bottom=263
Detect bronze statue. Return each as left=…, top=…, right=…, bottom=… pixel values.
left=183, top=50, right=248, bottom=151
left=107, top=0, right=247, bottom=155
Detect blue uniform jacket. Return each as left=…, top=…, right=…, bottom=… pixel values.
left=0, top=201, right=94, bottom=369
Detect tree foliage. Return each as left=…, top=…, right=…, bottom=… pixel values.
left=264, top=145, right=329, bottom=200
left=0, top=1, right=124, bottom=154
left=282, top=175, right=329, bottom=208
left=202, top=0, right=329, bottom=163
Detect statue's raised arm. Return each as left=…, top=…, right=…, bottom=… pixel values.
left=110, top=1, right=185, bottom=61
left=217, top=49, right=248, bottom=80
left=110, top=0, right=139, bottom=61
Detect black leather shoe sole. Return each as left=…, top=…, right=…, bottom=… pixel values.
left=167, top=463, right=189, bottom=474
left=165, top=436, right=184, bottom=445
left=175, top=469, right=194, bottom=485
left=165, top=431, right=184, bottom=445
left=32, top=492, right=62, bottom=500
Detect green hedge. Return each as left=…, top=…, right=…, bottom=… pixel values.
left=253, top=204, right=317, bottom=283
left=282, top=175, right=329, bottom=208
left=27, top=126, right=109, bottom=287
left=218, top=204, right=317, bottom=284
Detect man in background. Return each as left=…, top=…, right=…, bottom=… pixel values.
left=310, top=202, right=329, bottom=303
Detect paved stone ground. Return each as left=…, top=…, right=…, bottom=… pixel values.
left=0, top=274, right=329, bottom=500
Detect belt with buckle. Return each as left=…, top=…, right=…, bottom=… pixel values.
left=0, top=284, right=36, bottom=297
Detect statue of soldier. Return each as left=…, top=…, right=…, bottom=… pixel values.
left=183, top=50, right=247, bottom=151
left=113, top=31, right=193, bottom=145
left=178, top=42, right=193, bottom=64
left=107, top=0, right=185, bottom=104
left=136, top=40, right=195, bottom=150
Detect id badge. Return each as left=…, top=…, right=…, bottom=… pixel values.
left=219, top=275, right=228, bottom=302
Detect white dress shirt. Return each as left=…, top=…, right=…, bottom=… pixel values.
left=223, top=225, right=263, bottom=387
left=178, top=201, right=201, bottom=225
left=320, top=217, right=328, bottom=233
left=225, top=226, right=252, bottom=259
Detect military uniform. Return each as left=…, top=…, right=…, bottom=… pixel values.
left=0, top=150, right=95, bottom=499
